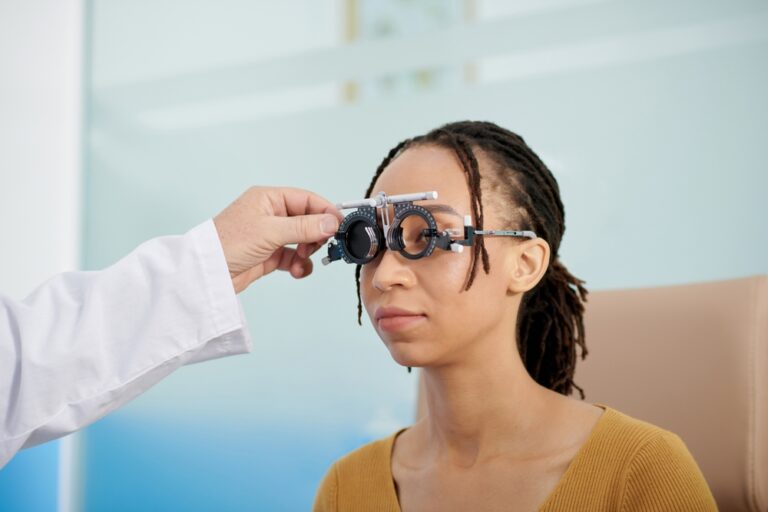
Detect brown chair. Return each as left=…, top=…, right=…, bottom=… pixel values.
left=415, top=275, right=767, bottom=511
left=575, top=275, right=767, bottom=511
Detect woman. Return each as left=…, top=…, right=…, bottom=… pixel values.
left=314, top=121, right=716, bottom=511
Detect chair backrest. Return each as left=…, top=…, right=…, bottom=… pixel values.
left=576, top=275, right=766, bottom=511
left=415, top=275, right=767, bottom=511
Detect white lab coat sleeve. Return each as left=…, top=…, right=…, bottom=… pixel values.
left=0, top=219, right=252, bottom=468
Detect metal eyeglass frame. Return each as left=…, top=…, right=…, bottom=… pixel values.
left=321, top=190, right=537, bottom=266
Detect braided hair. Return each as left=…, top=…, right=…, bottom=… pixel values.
left=355, top=121, right=589, bottom=398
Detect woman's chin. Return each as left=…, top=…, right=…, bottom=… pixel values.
left=385, top=346, right=430, bottom=370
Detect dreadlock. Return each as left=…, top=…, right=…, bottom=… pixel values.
left=355, top=121, right=589, bottom=398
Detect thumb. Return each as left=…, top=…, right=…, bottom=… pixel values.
left=270, top=214, right=339, bottom=246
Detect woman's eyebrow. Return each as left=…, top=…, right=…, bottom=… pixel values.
left=422, top=204, right=462, bottom=217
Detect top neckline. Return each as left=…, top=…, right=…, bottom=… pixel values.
left=382, top=404, right=613, bottom=512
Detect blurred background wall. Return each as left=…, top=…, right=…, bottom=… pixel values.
left=0, top=0, right=83, bottom=510
left=1, top=0, right=767, bottom=510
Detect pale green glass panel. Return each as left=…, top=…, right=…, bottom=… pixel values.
left=82, top=0, right=767, bottom=509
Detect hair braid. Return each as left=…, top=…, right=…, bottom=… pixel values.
left=427, top=130, right=490, bottom=289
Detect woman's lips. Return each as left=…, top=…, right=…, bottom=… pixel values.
left=377, top=314, right=427, bottom=333
left=375, top=306, right=427, bottom=333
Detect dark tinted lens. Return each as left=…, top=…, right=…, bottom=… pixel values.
left=345, top=219, right=377, bottom=260
left=400, top=213, right=430, bottom=256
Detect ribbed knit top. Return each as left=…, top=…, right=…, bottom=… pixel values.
left=313, top=406, right=717, bottom=511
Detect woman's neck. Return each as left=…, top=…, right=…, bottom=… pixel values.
left=421, top=338, right=554, bottom=467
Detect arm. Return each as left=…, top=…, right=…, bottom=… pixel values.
left=313, top=463, right=339, bottom=512
left=620, top=431, right=718, bottom=511
left=0, top=220, right=249, bottom=467
left=0, top=186, right=342, bottom=468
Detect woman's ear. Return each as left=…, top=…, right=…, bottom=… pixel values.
left=506, top=238, right=550, bottom=294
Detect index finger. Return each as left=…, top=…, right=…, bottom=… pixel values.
left=276, top=187, right=344, bottom=221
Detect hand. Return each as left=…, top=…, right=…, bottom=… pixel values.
left=213, top=186, right=342, bottom=293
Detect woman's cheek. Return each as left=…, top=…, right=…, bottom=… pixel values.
left=436, top=252, right=474, bottom=289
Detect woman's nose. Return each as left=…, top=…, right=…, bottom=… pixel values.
left=371, top=249, right=416, bottom=292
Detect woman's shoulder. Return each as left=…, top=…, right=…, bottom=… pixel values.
left=568, top=405, right=716, bottom=510
left=333, top=429, right=402, bottom=477
left=587, top=405, right=700, bottom=468
left=596, top=405, right=679, bottom=446
left=313, top=430, right=403, bottom=512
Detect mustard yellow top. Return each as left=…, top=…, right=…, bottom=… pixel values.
left=313, top=406, right=717, bottom=511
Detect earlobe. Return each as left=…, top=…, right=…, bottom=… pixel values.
left=507, top=239, right=550, bottom=294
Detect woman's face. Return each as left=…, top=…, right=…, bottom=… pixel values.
left=360, top=144, right=521, bottom=369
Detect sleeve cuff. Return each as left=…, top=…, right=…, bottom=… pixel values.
left=185, top=219, right=252, bottom=363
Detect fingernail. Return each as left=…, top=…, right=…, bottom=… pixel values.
left=321, top=216, right=338, bottom=236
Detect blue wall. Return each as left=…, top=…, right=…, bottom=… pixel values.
left=0, top=442, right=59, bottom=512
